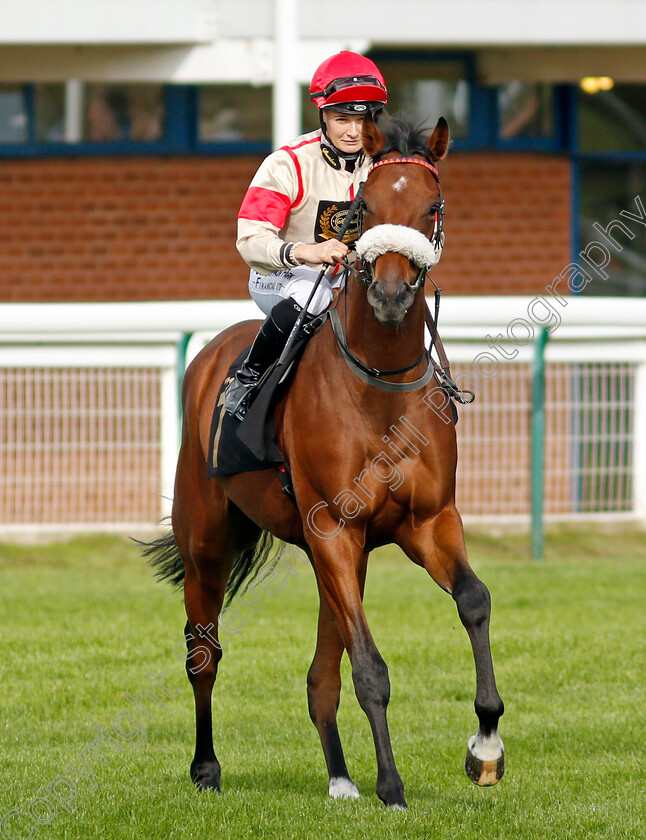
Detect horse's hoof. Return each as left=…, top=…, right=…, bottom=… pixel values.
left=377, top=783, right=407, bottom=809
left=329, top=777, right=360, bottom=800
left=190, top=760, right=221, bottom=792
left=465, top=734, right=504, bottom=786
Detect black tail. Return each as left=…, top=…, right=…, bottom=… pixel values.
left=138, top=530, right=185, bottom=588
left=225, top=531, right=278, bottom=607
left=138, top=528, right=279, bottom=604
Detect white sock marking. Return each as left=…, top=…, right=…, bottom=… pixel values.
left=468, top=731, right=504, bottom=762
left=329, top=777, right=360, bottom=799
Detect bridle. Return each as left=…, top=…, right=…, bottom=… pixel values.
left=332, top=154, right=445, bottom=386
left=355, top=156, right=445, bottom=292
left=330, top=154, right=473, bottom=402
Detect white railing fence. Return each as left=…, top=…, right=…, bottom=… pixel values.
left=1, top=297, right=645, bottom=535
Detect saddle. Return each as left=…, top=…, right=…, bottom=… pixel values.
left=207, top=315, right=327, bottom=496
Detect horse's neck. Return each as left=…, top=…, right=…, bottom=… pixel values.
left=342, top=287, right=426, bottom=375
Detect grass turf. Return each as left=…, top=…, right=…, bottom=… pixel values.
left=0, top=526, right=644, bottom=839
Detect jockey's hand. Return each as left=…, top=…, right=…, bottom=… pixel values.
left=294, top=240, right=350, bottom=266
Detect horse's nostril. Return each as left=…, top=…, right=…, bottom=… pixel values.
left=367, top=281, right=386, bottom=306
left=368, top=279, right=415, bottom=324
left=395, top=282, right=414, bottom=306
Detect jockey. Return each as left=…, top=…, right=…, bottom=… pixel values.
left=224, top=50, right=388, bottom=419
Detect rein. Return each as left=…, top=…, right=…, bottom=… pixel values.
left=330, top=261, right=431, bottom=393
left=329, top=307, right=435, bottom=392
left=331, top=280, right=474, bottom=400
left=274, top=149, right=472, bottom=401
left=276, top=183, right=366, bottom=368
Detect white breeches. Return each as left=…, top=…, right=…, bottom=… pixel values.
left=248, top=266, right=344, bottom=316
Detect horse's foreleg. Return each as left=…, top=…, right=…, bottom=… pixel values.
left=311, top=541, right=406, bottom=809
left=453, top=573, right=505, bottom=786
left=307, top=552, right=368, bottom=800
left=399, top=506, right=505, bottom=787
left=307, top=600, right=359, bottom=800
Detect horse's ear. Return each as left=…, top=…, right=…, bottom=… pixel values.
left=362, top=117, right=386, bottom=158
left=428, top=116, right=450, bottom=161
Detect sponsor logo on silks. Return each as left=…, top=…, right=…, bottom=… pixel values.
left=314, top=200, right=360, bottom=244
left=321, top=145, right=342, bottom=170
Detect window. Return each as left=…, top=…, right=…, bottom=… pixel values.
left=35, top=84, right=66, bottom=141
left=1, top=82, right=166, bottom=148
left=367, top=55, right=470, bottom=138
left=0, top=85, right=29, bottom=143
left=578, top=84, right=646, bottom=153
left=83, top=84, right=164, bottom=143
left=578, top=161, right=646, bottom=295
left=1, top=67, right=568, bottom=157
left=199, top=85, right=271, bottom=143
left=498, top=82, right=554, bottom=140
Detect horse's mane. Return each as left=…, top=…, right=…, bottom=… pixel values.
left=371, top=112, right=434, bottom=163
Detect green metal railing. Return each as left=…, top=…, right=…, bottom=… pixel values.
left=531, top=327, right=550, bottom=559
left=176, top=332, right=192, bottom=431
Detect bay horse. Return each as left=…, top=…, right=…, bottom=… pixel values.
left=144, top=113, right=504, bottom=809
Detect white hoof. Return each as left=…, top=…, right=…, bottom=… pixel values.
left=329, top=777, right=360, bottom=800
left=465, top=731, right=505, bottom=786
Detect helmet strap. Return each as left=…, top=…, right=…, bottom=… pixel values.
left=320, top=133, right=363, bottom=172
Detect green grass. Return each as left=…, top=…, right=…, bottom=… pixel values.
left=0, top=526, right=644, bottom=839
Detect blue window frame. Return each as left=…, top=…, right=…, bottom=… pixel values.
left=0, top=84, right=195, bottom=158
left=0, top=65, right=570, bottom=159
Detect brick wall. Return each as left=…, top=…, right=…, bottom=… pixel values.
left=435, top=153, right=572, bottom=296
left=0, top=152, right=572, bottom=302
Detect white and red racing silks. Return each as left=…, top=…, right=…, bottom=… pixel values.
left=237, top=129, right=371, bottom=275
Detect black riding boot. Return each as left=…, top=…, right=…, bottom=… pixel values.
left=224, top=297, right=304, bottom=420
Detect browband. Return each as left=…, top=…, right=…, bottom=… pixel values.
left=369, top=157, right=440, bottom=183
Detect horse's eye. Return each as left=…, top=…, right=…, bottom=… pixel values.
left=428, top=204, right=441, bottom=217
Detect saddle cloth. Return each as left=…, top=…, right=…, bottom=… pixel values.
left=207, top=329, right=314, bottom=480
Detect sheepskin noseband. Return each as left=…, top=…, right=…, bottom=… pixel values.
left=355, top=224, right=443, bottom=270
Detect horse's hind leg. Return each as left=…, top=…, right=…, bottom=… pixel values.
left=307, top=552, right=368, bottom=800
left=399, top=506, right=505, bottom=786
left=181, top=561, right=230, bottom=791
left=174, top=472, right=258, bottom=791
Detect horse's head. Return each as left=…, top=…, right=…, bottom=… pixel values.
left=356, top=114, right=450, bottom=327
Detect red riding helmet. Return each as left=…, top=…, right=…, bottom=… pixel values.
left=309, top=51, right=388, bottom=116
